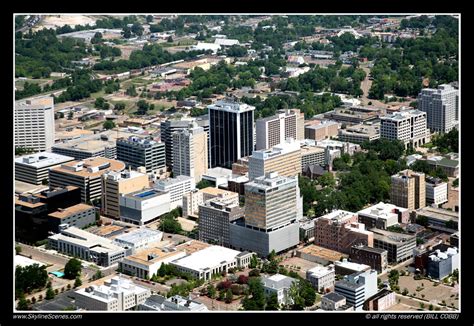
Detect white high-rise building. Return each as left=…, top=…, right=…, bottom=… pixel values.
left=255, top=109, right=304, bottom=150
left=15, top=97, right=55, bottom=152
left=417, top=84, right=459, bottom=133
left=172, top=122, right=208, bottom=183
left=380, top=109, right=429, bottom=149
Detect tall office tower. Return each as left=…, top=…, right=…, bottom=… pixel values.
left=255, top=109, right=305, bottom=150
left=15, top=97, right=55, bottom=152
left=390, top=169, right=426, bottom=210
left=116, top=136, right=165, bottom=174
left=160, top=117, right=209, bottom=168
left=208, top=100, right=255, bottom=169
left=101, top=170, right=149, bottom=219
left=172, top=122, right=208, bottom=183
left=248, top=138, right=301, bottom=180
left=199, top=197, right=244, bottom=247
left=417, top=84, right=459, bottom=133
left=49, top=157, right=126, bottom=203
left=380, top=109, right=429, bottom=149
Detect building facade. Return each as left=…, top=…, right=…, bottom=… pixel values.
left=380, top=110, right=430, bottom=149
left=304, top=120, right=339, bottom=141
left=371, top=228, right=416, bottom=263
left=154, top=175, right=195, bottom=210
left=306, top=265, right=335, bottom=292
left=349, top=245, right=388, bottom=273
left=335, top=270, right=378, bottom=311
left=15, top=152, right=74, bottom=185
left=390, top=169, right=426, bottom=210
left=116, top=136, right=165, bottom=174
left=357, top=202, right=409, bottom=230
left=425, top=176, right=448, bottom=206
left=48, top=203, right=96, bottom=233
left=255, top=109, right=304, bottom=150
left=120, top=189, right=171, bottom=225
left=417, top=84, right=458, bottom=133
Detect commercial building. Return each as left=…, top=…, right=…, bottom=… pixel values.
left=334, top=270, right=378, bottom=311
left=170, top=245, right=252, bottom=280
left=363, top=289, right=396, bottom=311
left=371, top=228, right=416, bottom=263
left=52, top=131, right=122, bottom=160
left=306, top=265, right=335, bottom=292
left=101, top=170, right=149, bottom=219
left=49, top=157, right=126, bottom=203
left=357, top=202, right=409, bottom=230
left=138, top=295, right=209, bottom=311
left=426, top=156, right=459, bottom=178
left=15, top=97, right=55, bottom=152
left=248, top=139, right=301, bottom=180
left=304, top=120, right=339, bottom=141
left=296, top=245, right=348, bottom=266
left=117, top=136, right=165, bottom=174
left=380, top=110, right=430, bottom=149
left=299, top=217, right=316, bottom=241
left=321, top=292, right=354, bottom=311
left=390, top=169, right=426, bottom=210
left=119, top=248, right=186, bottom=279
left=334, top=259, right=371, bottom=276
left=261, top=274, right=298, bottom=306
left=208, top=100, right=255, bottom=169
left=154, top=175, right=195, bottom=210
left=417, top=84, right=458, bottom=133
left=349, top=245, right=388, bottom=272
left=323, top=106, right=384, bottom=125
left=199, top=198, right=244, bottom=246
left=120, top=189, right=171, bottom=225
left=15, top=152, right=74, bottom=185
left=15, top=186, right=81, bottom=243
left=427, top=246, right=459, bottom=280
left=255, top=109, right=304, bottom=150
left=75, top=277, right=151, bottom=311
left=160, top=117, right=209, bottom=168
left=172, top=122, right=208, bottom=183
left=113, top=228, right=163, bottom=253
left=48, top=227, right=127, bottom=267
left=182, top=187, right=239, bottom=218
left=425, top=176, right=448, bottom=206
left=413, top=206, right=458, bottom=231
left=48, top=203, right=96, bottom=233
left=338, top=123, right=380, bottom=144
left=300, top=145, right=325, bottom=169
left=314, top=210, right=374, bottom=254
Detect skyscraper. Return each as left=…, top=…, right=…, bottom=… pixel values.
left=15, top=96, right=55, bottom=152
left=380, top=109, right=429, bottom=149
left=417, top=84, right=459, bottom=133
left=390, top=169, right=426, bottom=210
left=116, top=136, right=165, bottom=174
left=255, top=109, right=304, bottom=150
left=172, top=122, right=208, bottom=183
left=208, top=100, right=255, bottom=169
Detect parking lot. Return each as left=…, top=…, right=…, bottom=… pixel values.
left=279, top=256, right=321, bottom=278
left=31, top=291, right=77, bottom=311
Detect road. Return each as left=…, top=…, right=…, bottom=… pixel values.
left=360, top=65, right=372, bottom=100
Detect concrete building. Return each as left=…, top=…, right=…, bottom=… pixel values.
left=426, top=156, right=459, bottom=178
left=75, top=277, right=151, bottom=311
left=299, top=217, right=316, bottom=241
left=334, top=259, right=371, bottom=276
left=417, top=84, right=458, bottom=133
left=52, top=135, right=117, bottom=161
left=426, top=247, right=459, bottom=281
left=101, top=170, right=149, bottom=219
left=248, top=139, right=301, bottom=180
left=255, top=109, right=304, bottom=150
left=425, top=176, right=448, bottom=206
left=323, top=106, right=384, bottom=125
left=304, top=120, right=339, bottom=141
left=154, top=176, right=195, bottom=210
left=300, top=145, right=326, bottom=169
left=314, top=210, right=374, bottom=254
left=357, top=202, right=409, bottom=230
left=349, top=245, right=388, bottom=272
left=113, top=228, right=163, bottom=253
left=119, top=248, right=186, bottom=279
left=338, top=123, right=380, bottom=144
left=208, top=100, right=255, bottom=169
left=182, top=187, right=239, bottom=218
left=380, top=110, right=430, bottom=149
left=261, top=274, right=298, bottom=306
left=321, top=292, right=354, bottom=311
left=15, top=152, right=74, bottom=185
left=120, top=189, right=171, bottom=225
left=15, top=97, right=55, bottom=152
left=172, top=122, right=208, bottom=183
left=306, top=265, right=335, bottom=292
left=199, top=198, right=244, bottom=246
left=49, top=157, right=125, bottom=203
left=138, top=295, right=209, bottom=311
left=390, top=169, right=426, bottom=210
left=48, top=203, right=96, bottom=233
left=363, top=289, right=396, bottom=311
left=48, top=227, right=126, bottom=267
left=413, top=206, right=458, bottom=231
left=296, top=245, right=348, bottom=266
left=335, top=270, right=378, bottom=311
left=170, top=245, right=252, bottom=280
left=371, top=228, right=416, bottom=263
left=116, top=136, right=165, bottom=174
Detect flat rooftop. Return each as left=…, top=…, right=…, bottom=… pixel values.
left=297, top=245, right=348, bottom=262
left=16, top=96, right=53, bottom=109
left=48, top=203, right=95, bottom=219
left=200, top=187, right=237, bottom=197
left=416, top=207, right=458, bottom=222
left=124, top=188, right=168, bottom=201
left=171, top=245, right=241, bottom=272
left=371, top=228, right=416, bottom=244
left=15, top=255, right=46, bottom=268
left=358, top=202, right=407, bottom=219
left=49, top=226, right=124, bottom=252
left=319, top=210, right=356, bottom=222
left=155, top=175, right=194, bottom=188
left=175, top=240, right=210, bottom=255
left=307, top=265, right=334, bottom=277
left=15, top=152, right=74, bottom=168
left=15, top=180, right=49, bottom=195
left=335, top=260, right=371, bottom=272
left=114, top=228, right=163, bottom=244
left=50, top=157, right=125, bottom=178
left=123, top=247, right=184, bottom=266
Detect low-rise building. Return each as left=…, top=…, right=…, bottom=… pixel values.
left=349, top=245, right=388, bottom=273
left=138, top=295, right=209, bottom=311
left=321, top=292, right=354, bottom=311
left=120, top=189, right=171, bottom=225
left=113, top=228, right=163, bottom=253
left=427, top=246, right=459, bottom=281
left=306, top=265, right=335, bottom=292
left=182, top=187, right=239, bottom=218
left=299, top=217, right=316, bottom=241
left=414, top=206, right=458, bottom=231
left=334, top=259, right=371, bottom=276
left=425, top=156, right=459, bottom=178
left=300, top=145, right=326, bottom=170
left=425, top=176, right=448, bottom=206
left=335, top=270, right=378, bottom=311
left=261, top=274, right=298, bottom=306
left=296, top=245, right=348, bottom=266
left=371, top=228, right=416, bottom=263
left=48, top=203, right=96, bottom=233
left=15, top=152, right=74, bottom=185
left=363, top=289, right=396, bottom=311
left=337, top=123, right=380, bottom=144
left=304, top=120, right=339, bottom=141
left=48, top=227, right=126, bottom=267
left=154, top=176, right=195, bottom=210
left=357, top=202, right=409, bottom=230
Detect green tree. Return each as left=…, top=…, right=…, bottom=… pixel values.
left=92, top=270, right=103, bottom=281
left=45, top=286, right=55, bottom=300
left=64, top=258, right=82, bottom=280
left=15, top=264, right=48, bottom=297
left=265, top=292, right=280, bottom=310
left=207, top=284, right=216, bottom=299
left=167, top=36, right=173, bottom=43
left=15, top=245, right=22, bottom=255
left=74, top=276, right=82, bottom=288
left=114, top=102, right=126, bottom=110
left=103, top=120, right=116, bottom=130
left=225, top=288, right=233, bottom=303
left=17, top=293, right=29, bottom=310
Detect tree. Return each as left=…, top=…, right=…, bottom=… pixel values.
left=207, top=284, right=216, bottom=299
left=265, top=292, right=280, bottom=310
left=17, top=293, right=29, bottom=310
left=114, top=102, right=126, bottom=110
left=45, top=286, right=55, bottom=300
left=146, top=15, right=154, bottom=23
left=196, top=179, right=214, bottom=189
left=74, top=277, right=82, bottom=288
left=64, top=258, right=82, bottom=280
left=103, top=120, right=116, bottom=130
left=126, top=85, right=138, bottom=97
left=92, top=270, right=103, bottom=281
left=15, top=264, right=48, bottom=297
left=167, top=36, right=174, bottom=43
left=15, top=245, right=22, bottom=255
left=95, top=97, right=106, bottom=109
left=237, top=275, right=249, bottom=285
left=225, top=288, right=233, bottom=303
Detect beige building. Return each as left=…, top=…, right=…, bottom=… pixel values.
left=390, top=169, right=426, bottom=210
left=305, top=120, right=339, bottom=141
left=101, top=170, right=149, bottom=218
left=172, top=122, right=208, bottom=183
left=300, top=145, right=326, bottom=169
left=49, top=157, right=125, bottom=203
left=248, top=139, right=301, bottom=180
left=182, top=187, right=239, bottom=218
left=255, top=109, right=304, bottom=150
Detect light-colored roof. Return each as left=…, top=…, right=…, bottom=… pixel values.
left=15, top=152, right=74, bottom=168
left=48, top=203, right=95, bottom=219
left=123, top=247, right=184, bottom=266
left=49, top=226, right=124, bottom=253
left=335, top=260, right=370, bottom=272
left=307, top=265, right=334, bottom=278
left=50, top=157, right=125, bottom=178
left=171, top=245, right=242, bottom=272
left=297, top=245, right=348, bottom=262
left=114, top=228, right=163, bottom=245
left=262, top=273, right=297, bottom=290
left=15, top=255, right=46, bottom=268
